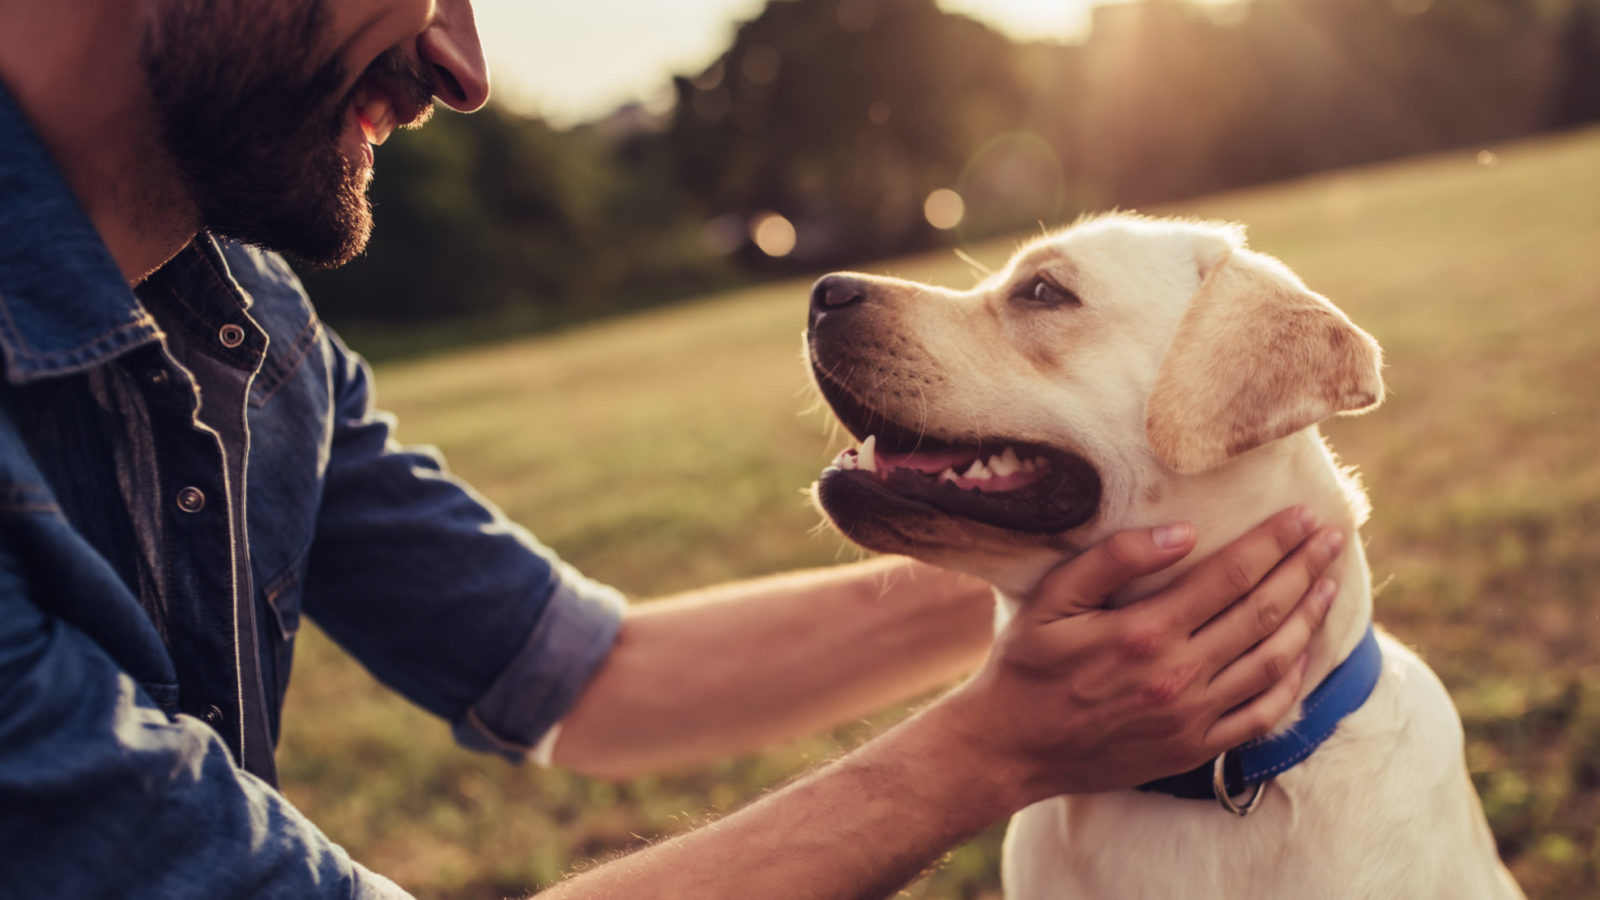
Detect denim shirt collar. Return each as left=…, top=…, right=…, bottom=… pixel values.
left=0, top=81, right=214, bottom=384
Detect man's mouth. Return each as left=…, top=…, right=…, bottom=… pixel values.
left=812, top=368, right=1102, bottom=535
left=351, top=81, right=403, bottom=147
left=344, top=51, right=435, bottom=159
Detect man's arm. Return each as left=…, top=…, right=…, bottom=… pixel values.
left=552, top=507, right=1339, bottom=781
left=539, top=509, right=1342, bottom=898
left=552, top=557, right=995, bottom=778
left=0, top=546, right=408, bottom=899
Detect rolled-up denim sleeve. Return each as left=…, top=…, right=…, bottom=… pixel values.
left=302, top=331, right=625, bottom=760
left=0, top=548, right=410, bottom=899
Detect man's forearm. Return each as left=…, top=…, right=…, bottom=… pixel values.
left=537, top=699, right=1018, bottom=900
left=533, top=514, right=1343, bottom=898
left=553, top=557, right=995, bottom=778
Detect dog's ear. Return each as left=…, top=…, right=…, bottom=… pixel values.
left=1145, top=248, right=1383, bottom=474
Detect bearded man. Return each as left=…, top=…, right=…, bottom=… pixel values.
left=0, top=2, right=1344, bottom=897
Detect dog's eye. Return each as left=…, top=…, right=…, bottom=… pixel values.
left=1019, top=275, right=1081, bottom=308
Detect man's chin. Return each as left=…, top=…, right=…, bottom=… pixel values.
left=280, top=206, right=373, bottom=271
left=209, top=172, right=373, bottom=270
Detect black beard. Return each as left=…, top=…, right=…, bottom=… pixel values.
left=141, top=0, right=371, bottom=269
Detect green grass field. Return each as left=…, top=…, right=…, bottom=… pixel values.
left=279, top=127, right=1600, bottom=898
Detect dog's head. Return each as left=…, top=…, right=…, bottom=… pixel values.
left=805, top=214, right=1383, bottom=594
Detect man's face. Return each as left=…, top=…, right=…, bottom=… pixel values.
left=141, top=0, right=487, bottom=269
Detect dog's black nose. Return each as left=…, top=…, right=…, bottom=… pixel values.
left=810, top=274, right=868, bottom=313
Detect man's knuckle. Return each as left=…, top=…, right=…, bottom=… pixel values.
left=1253, top=593, right=1286, bottom=633
left=1141, top=664, right=1196, bottom=709
left=1141, top=680, right=1180, bottom=709
left=1276, top=515, right=1308, bottom=552
left=1120, top=624, right=1163, bottom=661
left=1222, top=554, right=1258, bottom=595
left=1261, top=649, right=1287, bottom=683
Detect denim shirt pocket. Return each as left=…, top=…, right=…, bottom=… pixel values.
left=261, top=559, right=304, bottom=640
left=259, top=550, right=306, bottom=703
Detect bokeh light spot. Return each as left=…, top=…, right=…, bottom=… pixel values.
left=751, top=212, right=798, bottom=257
left=1478, top=150, right=1501, bottom=167
left=743, top=44, right=781, bottom=86
left=956, top=131, right=1066, bottom=237
left=692, top=61, right=725, bottom=91
left=924, top=189, right=966, bottom=230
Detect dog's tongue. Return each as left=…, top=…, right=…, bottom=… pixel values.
left=830, top=437, right=1050, bottom=491
left=877, top=447, right=977, bottom=474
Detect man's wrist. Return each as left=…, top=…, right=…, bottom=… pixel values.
left=901, top=687, right=1040, bottom=825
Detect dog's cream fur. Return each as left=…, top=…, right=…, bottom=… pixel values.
left=807, top=215, right=1522, bottom=899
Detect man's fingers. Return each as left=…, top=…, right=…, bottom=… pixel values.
left=1203, top=653, right=1311, bottom=752
left=1205, top=576, right=1336, bottom=704
left=1028, top=523, right=1196, bottom=618
left=1193, top=526, right=1346, bottom=670
left=1153, top=507, right=1319, bottom=632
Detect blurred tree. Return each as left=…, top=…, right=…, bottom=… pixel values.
left=295, top=0, right=1600, bottom=348
left=657, top=0, right=1034, bottom=264
left=1552, top=0, right=1600, bottom=128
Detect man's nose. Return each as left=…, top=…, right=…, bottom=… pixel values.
left=419, top=0, right=490, bottom=111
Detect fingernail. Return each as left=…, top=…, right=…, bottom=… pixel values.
left=1323, top=530, right=1346, bottom=555
left=1315, top=579, right=1338, bottom=613
left=1296, top=506, right=1318, bottom=535
left=1153, top=522, right=1193, bottom=549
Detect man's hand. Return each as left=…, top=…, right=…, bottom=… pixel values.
left=938, top=506, right=1344, bottom=806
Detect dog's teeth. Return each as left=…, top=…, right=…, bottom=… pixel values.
left=962, top=459, right=992, bottom=480
left=1034, top=457, right=1050, bottom=470
left=991, top=447, right=1022, bottom=477
left=838, top=451, right=857, bottom=470
left=1020, top=458, right=1036, bottom=473
left=860, top=435, right=878, bottom=473
left=939, top=468, right=959, bottom=483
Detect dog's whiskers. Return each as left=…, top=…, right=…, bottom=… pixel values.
left=955, top=248, right=993, bottom=282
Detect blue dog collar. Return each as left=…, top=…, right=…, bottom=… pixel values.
left=1138, top=622, right=1383, bottom=811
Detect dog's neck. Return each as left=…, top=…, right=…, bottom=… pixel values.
left=1133, top=429, right=1374, bottom=718
left=1002, top=428, right=1375, bottom=729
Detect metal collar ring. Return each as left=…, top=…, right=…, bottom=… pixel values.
left=1212, top=751, right=1267, bottom=817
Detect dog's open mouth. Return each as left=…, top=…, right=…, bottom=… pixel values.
left=814, top=371, right=1101, bottom=535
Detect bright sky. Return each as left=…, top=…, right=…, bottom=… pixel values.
left=472, top=0, right=1106, bottom=126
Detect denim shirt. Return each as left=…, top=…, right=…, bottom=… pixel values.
left=0, top=85, right=625, bottom=897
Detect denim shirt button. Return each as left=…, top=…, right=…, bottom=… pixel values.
left=176, top=486, right=206, bottom=514
left=218, top=323, right=246, bottom=348
left=201, top=705, right=225, bottom=727
left=148, top=369, right=170, bottom=387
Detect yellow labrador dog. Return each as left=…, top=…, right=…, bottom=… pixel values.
left=804, top=215, right=1522, bottom=899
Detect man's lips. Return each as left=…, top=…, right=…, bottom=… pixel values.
left=348, top=67, right=433, bottom=147
left=352, top=82, right=402, bottom=146
left=339, top=47, right=437, bottom=169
